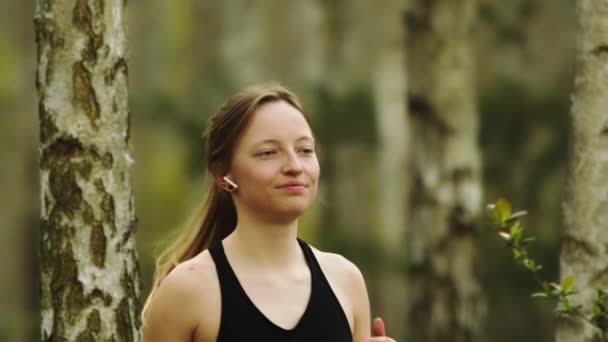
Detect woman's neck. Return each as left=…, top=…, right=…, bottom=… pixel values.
left=223, top=213, right=302, bottom=270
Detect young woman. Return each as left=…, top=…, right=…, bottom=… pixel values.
left=142, top=83, right=396, bottom=342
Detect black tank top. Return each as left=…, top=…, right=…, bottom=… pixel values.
left=208, top=238, right=353, bottom=341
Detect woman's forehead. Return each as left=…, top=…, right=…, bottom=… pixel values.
left=240, top=102, right=313, bottom=144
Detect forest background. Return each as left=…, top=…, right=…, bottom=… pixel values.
left=1, top=0, right=580, bottom=341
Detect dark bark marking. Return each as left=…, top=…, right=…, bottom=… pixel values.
left=49, top=162, right=83, bottom=219
left=561, top=234, right=597, bottom=258
left=87, top=288, right=113, bottom=306
left=41, top=136, right=104, bottom=185
left=76, top=309, right=101, bottom=341
left=39, top=104, right=59, bottom=144
left=592, top=45, right=608, bottom=56
left=119, top=217, right=138, bottom=247
left=121, top=260, right=142, bottom=329
left=76, top=160, right=93, bottom=180
left=82, top=201, right=95, bottom=224
left=125, top=110, right=131, bottom=144
left=34, top=13, right=65, bottom=88
left=102, top=193, right=115, bottom=228
left=115, top=298, right=134, bottom=342
left=449, top=205, right=478, bottom=236
left=49, top=241, right=85, bottom=337
left=90, top=222, right=107, bottom=268
left=73, top=0, right=104, bottom=62
left=102, top=152, right=113, bottom=169
left=452, top=167, right=473, bottom=183
left=409, top=95, right=454, bottom=136
left=408, top=259, right=475, bottom=342
left=94, top=178, right=117, bottom=232
left=94, top=0, right=105, bottom=15
left=41, top=136, right=84, bottom=170
left=403, top=0, right=435, bottom=33
left=73, top=61, right=100, bottom=129
left=105, top=58, right=128, bottom=85
left=94, top=178, right=105, bottom=192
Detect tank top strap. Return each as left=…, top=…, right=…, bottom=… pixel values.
left=296, top=238, right=321, bottom=275
left=208, top=242, right=229, bottom=277
left=208, top=242, right=245, bottom=303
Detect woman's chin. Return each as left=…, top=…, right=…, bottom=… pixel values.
left=270, top=204, right=310, bottom=222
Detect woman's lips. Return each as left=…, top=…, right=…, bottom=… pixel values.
left=277, top=184, right=307, bottom=192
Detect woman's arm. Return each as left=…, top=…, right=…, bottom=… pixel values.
left=347, top=260, right=372, bottom=342
left=345, top=260, right=396, bottom=342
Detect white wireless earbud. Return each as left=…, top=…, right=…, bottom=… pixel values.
left=222, top=176, right=238, bottom=190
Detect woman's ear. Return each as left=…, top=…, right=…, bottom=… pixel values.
left=222, top=176, right=238, bottom=190
left=213, top=172, right=238, bottom=191
left=210, top=162, right=235, bottom=191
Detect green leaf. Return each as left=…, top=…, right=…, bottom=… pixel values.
left=549, top=282, right=562, bottom=295
left=512, top=248, right=523, bottom=261
left=508, top=210, right=528, bottom=221
left=522, top=237, right=536, bottom=245
left=498, top=231, right=511, bottom=240
left=562, top=275, right=575, bottom=294
left=521, top=258, right=542, bottom=272
left=510, top=222, right=523, bottom=245
left=495, top=198, right=512, bottom=224
left=531, top=292, right=549, bottom=298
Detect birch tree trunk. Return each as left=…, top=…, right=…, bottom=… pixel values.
left=405, top=1, right=486, bottom=341
left=35, top=0, right=141, bottom=340
left=558, top=1, right=608, bottom=341
left=371, top=1, right=410, bottom=340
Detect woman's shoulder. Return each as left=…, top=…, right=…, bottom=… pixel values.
left=308, top=244, right=366, bottom=286
left=143, top=251, right=221, bottom=341
left=159, top=250, right=220, bottom=299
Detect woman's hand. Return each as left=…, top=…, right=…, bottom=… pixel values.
left=367, top=317, right=397, bottom=342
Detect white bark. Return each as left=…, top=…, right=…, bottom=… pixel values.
left=35, top=0, right=141, bottom=340
left=371, top=1, right=410, bottom=340
left=406, top=0, right=486, bottom=341
left=558, top=1, right=608, bottom=341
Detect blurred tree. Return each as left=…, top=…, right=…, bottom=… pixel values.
left=405, top=0, right=486, bottom=341
left=558, top=1, right=608, bottom=341
left=370, top=0, right=410, bottom=340
left=35, top=0, right=141, bottom=340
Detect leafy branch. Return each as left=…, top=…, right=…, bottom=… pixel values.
left=486, top=198, right=608, bottom=338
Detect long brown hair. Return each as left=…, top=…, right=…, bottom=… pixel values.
left=141, top=82, right=310, bottom=319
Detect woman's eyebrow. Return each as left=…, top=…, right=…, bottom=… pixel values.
left=252, top=136, right=314, bottom=146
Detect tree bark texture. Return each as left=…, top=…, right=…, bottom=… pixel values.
left=35, top=0, right=141, bottom=340
left=558, top=1, right=608, bottom=341
left=405, top=0, right=486, bottom=341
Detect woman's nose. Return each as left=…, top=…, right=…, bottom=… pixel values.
left=281, top=152, right=303, bottom=175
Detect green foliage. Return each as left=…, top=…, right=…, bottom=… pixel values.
left=487, top=198, right=608, bottom=338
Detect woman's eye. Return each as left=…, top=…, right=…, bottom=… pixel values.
left=257, top=150, right=276, bottom=157
left=299, top=148, right=315, bottom=154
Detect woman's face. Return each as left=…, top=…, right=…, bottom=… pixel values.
left=228, top=100, right=320, bottom=223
